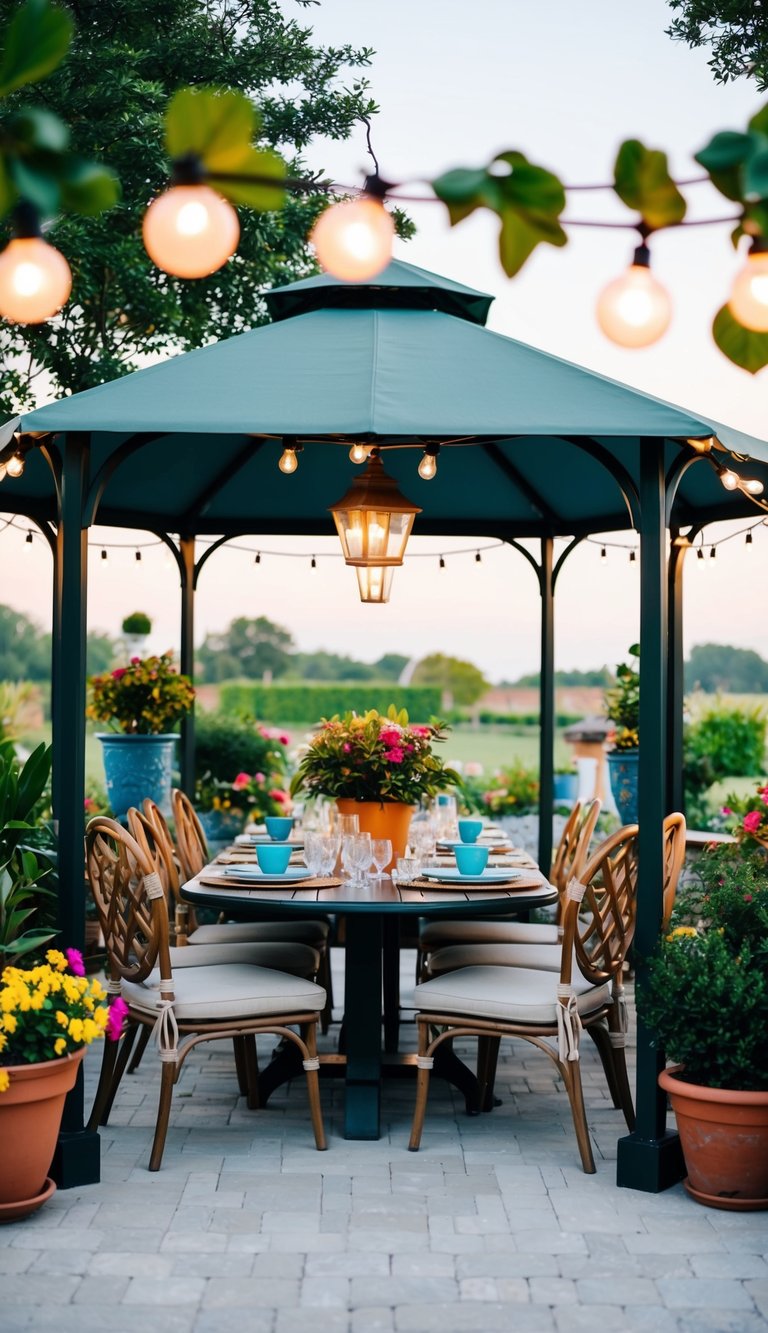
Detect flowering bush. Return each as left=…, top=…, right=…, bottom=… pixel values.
left=469, top=761, right=540, bottom=816
left=604, top=644, right=640, bottom=751
left=195, top=770, right=292, bottom=821
left=0, top=949, right=118, bottom=1091
left=720, top=779, right=768, bottom=849
left=87, top=653, right=195, bottom=734
left=289, top=707, right=460, bottom=805
left=638, top=845, right=768, bottom=1091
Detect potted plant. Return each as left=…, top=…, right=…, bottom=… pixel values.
left=721, top=780, right=768, bottom=853
left=639, top=843, right=768, bottom=1210
left=0, top=948, right=119, bottom=1221
left=553, top=763, right=579, bottom=805
left=604, top=644, right=640, bottom=823
left=87, top=652, right=195, bottom=817
left=290, top=707, right=460, bottom=869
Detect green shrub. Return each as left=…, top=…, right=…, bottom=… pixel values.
left=121, top=611, right=152, bottom=636
left=194, top=711, right=289, bottom=785
left=218, top=683, right=442, bottom=723
left=462, top=761, right=540, bottom=816
left=683, top=703, right=767, bottom=824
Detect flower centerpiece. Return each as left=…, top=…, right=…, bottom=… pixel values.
left=638, top=844, right=768, bottom=1209
left=604, top=643, right=640, bottom=823
left=87, top=653, right=195, bottom=818
left=0, top=947, right=122, bottom=1220
left=290, top=707, right=460, bottom=866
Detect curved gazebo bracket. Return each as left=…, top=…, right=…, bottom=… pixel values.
left=84, top=431, right=166, bottom=526
left=564, top=435, right=641, bottom=531
left=552, top=535, right=584, bottom=589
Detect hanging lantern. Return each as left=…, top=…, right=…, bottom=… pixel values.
left=355, top=565, right=395, bottom=604
left=329, top=451, right=421, bottom=569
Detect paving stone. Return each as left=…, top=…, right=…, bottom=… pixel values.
left=306, top=1252, right=391, bottom=1277
left=656, top=1276, right=756, bottom=1309
left=192, top=1312, right=274, bottom=1333
left=395, top=1304, right=555, bottom=1331
left=0, top=1274, right=81, bottom=1303
left=202, top=1276, right=299, bottom=1307
left=123, top=1276, right=206, bottom=1306
left=300, top=1276, right=350, bottom=1306
left=350, top=1308, right=396, bottom=1332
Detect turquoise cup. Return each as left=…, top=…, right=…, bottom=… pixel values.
left=256, top=842, right=292, bottom=874
left=265, top=816, right=294, bottom=841
left=457, top=818, right=483, bottom=844
left=454, top=844, right=489, bottom=876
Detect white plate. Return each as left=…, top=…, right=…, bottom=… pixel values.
left=235, top=834, right=303, bottom=849
left=223, top=866, right=313, bottom=884
left=421, top=867, right=524, bottom=885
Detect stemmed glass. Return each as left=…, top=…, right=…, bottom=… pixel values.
left=370, top=838, right=392, bottom=881
left=302, top=832, right=324, bottom=878
left=342, top=832, right=372, bottom=887
left=316, top=833, right=340, bottom=878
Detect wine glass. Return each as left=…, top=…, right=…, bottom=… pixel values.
left=317, top=833, right=340, bottom=878
left=370, top=838, right=392, bottom=881
left=302, top=832, right=324, bottom=877
left=334, top=812, right=359, bottom=837
left=349, top=832, right=372, bottom=887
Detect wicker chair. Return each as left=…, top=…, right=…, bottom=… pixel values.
left=85, top=816, right=326, bottom=1170
left=408, top=822, right=640, bottom=1172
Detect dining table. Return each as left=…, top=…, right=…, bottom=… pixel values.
left=181, top=856, right=559, bottom=1140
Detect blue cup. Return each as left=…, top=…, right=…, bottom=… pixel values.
left=454, top=844, right=489, bottom=876
left=256, top=842, right=292, bottom=874
left=265, top=816, right=294, bottom=841
left=457, top=818, right=483, bottom=844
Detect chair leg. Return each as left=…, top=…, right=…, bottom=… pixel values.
left=477, top=1035, right=501, bottom=1113
left=302, top=1022, right=327, bottom=1151
left=86, top=1020, right=132, bottom=1132
left=242, top=1034, right=260, bottom=1111
left=559, top=1057, right=596, bottom=1174
left=126, top=1023, right=152, bottom=1075
left=148, top=1059, right=176, bottom=1172
left=606, top=1007, right=636, bottom=1131
left=232, top=1035, right=249, bottom=1095
left=408, top=1020, right=432, bottom=1151
left=586, top=1021, right=623, bottom=1108
left=318, top=945, right=333, bottom=1035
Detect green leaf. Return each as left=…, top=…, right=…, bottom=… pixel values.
left=8, top=157, right=59, bottom=215
left=60, top=160, right=120, bottom=215
left=712, top=304, right=768, bottom=374
left=0, top=154, right=16, bottom=218
left=213, top=144, right=285, bottom=210
left=744, top=146, right=768, bottom=202
left=165, top=86, right=256, bottom=171
left=696, top=130, right=754, bottom=173
left=613, top=139, right=687, bottom=229
left=7, top=106, right=69, bottom=152
left=748, top=104, right=768, bottom=137
left=432, top=167, right=499, bottom=224
left=0, top=0, right=73, bottom=97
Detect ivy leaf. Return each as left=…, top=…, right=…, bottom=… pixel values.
left=0, top=0, right=73, bottom=97
left=60, top=160, right=120, bottom=215
left=712, top=304, right=768, bottom=374
left=696, top=130, right=755, bottom=202
left=165, top=87, right=256, bottom=171
left=212, top=144, right=285, bottom=211
left=431, top=166, right=499, bottom=224
left=613, top=139, right=687, bottom=229
left=7, top=157, right=59, bottom=216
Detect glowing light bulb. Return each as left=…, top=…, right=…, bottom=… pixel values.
left=142, top=185, right=239, bottom=278
left=720, top=469, right=739, bottom=490
left=418, top=450, right=438, bottom=481
left=0, top=237, right=72, bottom=324
left=0, top=462, right=7, bottom=483
left=596, top=260, right=671, bottom=348
left=728, top=249, right=768, bottom=332
left=744, top=477, right=764, bottom=495
left=279, top=447, right=298, bottom=474
left=349, top=443, right=370, bottom=464
left=697, top=547, right=705, bottom=565
left=6, top=452, right=25, bottom=478
left=310, top=197, right=394, bottom=282
left=600, top=547, right=607, bottom=563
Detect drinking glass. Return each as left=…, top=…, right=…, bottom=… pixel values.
left=395, top=856, right=420, bottom=884
left=370, top=838, right=392, bottom=880
left=350, top=832, right=373, bottom=886
left=302, top=832, right=324, bottom=877
left=317, top=833, right=340, bottom=878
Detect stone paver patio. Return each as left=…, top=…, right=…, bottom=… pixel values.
left=2, top=954, right=767, bottom=1332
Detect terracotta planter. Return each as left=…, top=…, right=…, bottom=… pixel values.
left=659, top=1065, right=768, bottom=1211
left=336, top=799, right=416, bottom=871
left=0, top=1048, right=85, bottom=1223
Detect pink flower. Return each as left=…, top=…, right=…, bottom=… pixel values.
left=411, top=725, right=431, bottom=736
left=65, top=948, right=85, bottom=977
left=106, top=997, right=129, bottom=1042
left=279, top=734, right=289, bottom=746
left=379, top=727, right=402, bottom=747
left=232, top=772, right=251, bottom=790
left=384, top=747, right=405, bottom=764
left=270, top=788, right=289, bottom=804
left=744, top=894, right=753, bottom=903
left=111, top=668, right=127, bottom=679
left=254, top=772, right=265, bottom=784
left=130, top=656, right=141, bottom=665
left=720, top=806, right=732, bottom=816
left=84, top=797, right=96, bottom=811
left=761, top=791, right=768, bottom=806
left=743, top=810, right=763, bottom=833
left=260, top=728, right=271, bottom=739
left=343, top=743, right=352, bottom=753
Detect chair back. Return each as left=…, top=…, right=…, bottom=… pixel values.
left=127, top=806, right=181, bottom=909
left=662, top=812, right=686, bottom=929
left=85, top=815, right=172, bottom=986
left=172, top=788, right=209, bottom=881
left=561, top=822, right=639, bottom=988
left=551, top=798, right=601, bottom=916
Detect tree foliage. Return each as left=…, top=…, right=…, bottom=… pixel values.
left=0, top=602, right=115, bottom=680
left=410, top=653, right=488, bottom=706
left=0, top=0, right=377, bottom=414
left=666, top=1, right=768, bottom=90
left=197, top=615, right=295, bottom=682
left=685, top=641, right=768, bottom=692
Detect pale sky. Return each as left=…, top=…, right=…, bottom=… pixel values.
left=3, top=0, right=768, bottom=682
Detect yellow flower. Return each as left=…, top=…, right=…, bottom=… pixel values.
left=54, top=1037, right=67, bottom=1056
left=2, top=1014, right=17, bottom=1034
left=56, top=1010, right=69, bottom=1028
left=666, top=925, right=698, bottom=942
left=68, top=1018, right=84, bottom=1042
left=46, top=950, right=67, bottom=972
left=0, top=1069, right=9, bottom=1093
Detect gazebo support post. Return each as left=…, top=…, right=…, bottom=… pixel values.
left=616, top=439, right=684, bottom=1191
left=666, top=538, right=687, bottom=814
left=179, top=534, right=196, bottom=795
left=538, top=536, right=555, bottom=873
left=51, top=430, right=100, bottom=1188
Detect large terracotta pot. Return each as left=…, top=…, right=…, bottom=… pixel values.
left=659, top=1064, right=768, bottom=1211
left=0, top=1048, right=85, bottom=1223
left=336, top=799, right=416, bottom=872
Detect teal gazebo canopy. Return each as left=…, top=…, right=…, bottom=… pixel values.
left=2, top=257, right=767, bottom=1196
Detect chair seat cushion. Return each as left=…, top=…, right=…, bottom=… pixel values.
left=414, top=964, right=612, bottom=1025
left=420, top=919, right=559, bottom=949
left=189, top=920, right=329, bottom=946
left=122, top=963, right=326, bottom=1021
left=169, top=942, right=319, bottom=977
left=427, top=940, right=562, bottom=976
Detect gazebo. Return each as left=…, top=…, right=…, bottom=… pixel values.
left=3, top=258, right=767, bottom=1192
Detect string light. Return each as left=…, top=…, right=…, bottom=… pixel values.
left=143, top=183, right=239, bottom=279
left=600, top=546, right=607, bottom=563
left=629, top=549, right=636, bottom=563
left=25, top=530, right=32, bottom=544
left=417, top=445, right=440, bottom=481
left=278, top=441, right=301, bottom=474
left=746, top=531, right=753, bottom=547
left=0, top=206, right=72, bottom=324
left=596, top=239, right=671, bottom=348
left=101, top=549, right=107, bottom=561
left=310, top=190, right=394, bottom=282
left=439, top=555, right=446, bottom=569
left=710, top=545, right=716, bottom=559
left=348, top=443, right=371, bottom=464
left=135, top=550, right=142, bottom=562
left=5, top=453, right=24, bottom=479
left=475, top=550, right=482, bottom=563
left=310, top=555, right=317, bottom=570
left=697, top=546, right=705, bottom=563
left=254, top=552, right=261, bottom=564
left=728, top=240, right=768, bottom=332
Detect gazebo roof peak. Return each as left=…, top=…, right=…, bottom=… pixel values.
left=264, top=258, right=494, bottom=326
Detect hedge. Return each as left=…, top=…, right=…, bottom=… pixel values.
left=218, top=683, right=443, bottom=723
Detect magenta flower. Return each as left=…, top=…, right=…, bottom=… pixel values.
left=279, top=734, right=290, bottom=746
left=720, top=806, right=732, bottom=816
left=385, top=747, right=405, bottom=764
left=111, top=667, right=127, bottom=679
left=743, top=810, right=763, bottom=833
left=254, top=771, right=265, bottom=784
left=342, top=743, right=352, bottom=753
left=106, top=997, right=129, bottom=1042
left=232, top=772, right=251, bottom=790
left=411, top=725, right=431, bottom=737
left=379, top=727, right=402, bottom=747
left=130, top=656, right=141, bottom=665
left=65, top=948, right=85, bottom=977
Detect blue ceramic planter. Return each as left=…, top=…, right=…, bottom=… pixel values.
left=607, top=749, right=639, bottom=825
left=553, top=773, right=579, bottom=804
left=97, top=733, right=178, bottom=820
left=198, top=809, right=244, bottom=844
